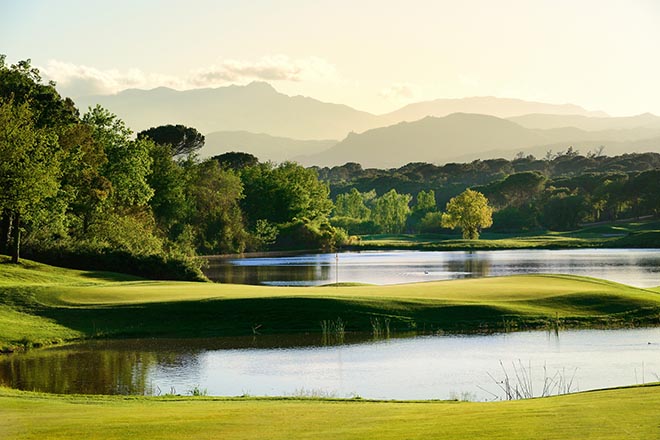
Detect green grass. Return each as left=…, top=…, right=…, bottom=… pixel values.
left=2, top=256, right=660, bottom=351
left=353, top=219, right=660, bottom=250
left=2, top=258, right=660, bottom=438
left=1, top=384, right=660, bottom=439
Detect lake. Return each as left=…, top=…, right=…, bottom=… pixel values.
left=2, top=328, right=659, bottom=400
left=204, top=248, right=660, bottom=287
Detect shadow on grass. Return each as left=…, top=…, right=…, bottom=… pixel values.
left=77, top=271, right=144, bottom=283
left=36, top=297, right=518, bottom=340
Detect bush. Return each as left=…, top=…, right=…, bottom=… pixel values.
left=418, top=212, right=445, bottom=233
left=23, top=245, right=207, bottom=281
left=330, top=216, right=380, bottom=235
left=274, top=219, right=348, bottom=251
left=491, top=206, right=539, bottom=233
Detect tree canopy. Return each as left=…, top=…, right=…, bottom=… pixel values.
left=0, top=99, right=61, bottom=262
left=440, top=189, right=493, bottom=239
left=137, top=124, right=205, bottom=157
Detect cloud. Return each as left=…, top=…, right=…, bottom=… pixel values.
left=41, top=56, right=337, bottom=97
left=380, top=82, right=420, bottom=101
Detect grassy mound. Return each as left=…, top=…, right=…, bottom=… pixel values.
left=2, top=257, right=660, bottom=351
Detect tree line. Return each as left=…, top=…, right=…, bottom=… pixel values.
left=2, top=55, right=659, bottom=279
left=0, top=57, right=344, bottom=278
left=325, top=153, right=660, bottom=234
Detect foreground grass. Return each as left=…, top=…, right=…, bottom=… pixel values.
left=2, top=257, right=660, bottom=351
left=1, top=384, right=660, bottom=439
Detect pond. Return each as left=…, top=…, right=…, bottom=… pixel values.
left=204, top=248, right=660, bottom=287
left=1, top=328, right=659, bottom=400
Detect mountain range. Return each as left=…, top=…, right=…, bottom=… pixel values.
left=297, top=113, right=660, bottom=168
left=75, top=82, right=660, bottom=167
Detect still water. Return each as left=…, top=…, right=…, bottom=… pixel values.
left=205, top=249, right=660, bottom=287
left=1, top=329, right=659, bottom=400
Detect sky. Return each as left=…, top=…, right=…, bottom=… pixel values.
left=2, top=0, right=660, bottom=116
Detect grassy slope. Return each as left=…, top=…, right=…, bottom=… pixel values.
left=1, top=384, right=660, bottom=439
left=2, top=257, right=660, bottom=350
left=354, top=220, right=660, bottom=250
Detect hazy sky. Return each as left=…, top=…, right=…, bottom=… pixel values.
left=2, top=0, right=660, bottom=115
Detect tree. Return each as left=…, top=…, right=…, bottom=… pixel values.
left=371, top=189, right=412, bottom=233
left=137, top=124, right=205, bottom=157
left=83, top=106, right=154, bottom=209
left=0, top=99, right=61, bottom=262
left=496, top=172, right=546, bottom=208
left=0, top=56, right=79, bottom=258
left=0, top=55, right=78, bottom=129
left=540, top=189, right=587, bottom=231
left=414, top=189, right=436, bottom=212
left=146, top=142, right=189, bottom=232
left=212, top=151, right=259, bottom=171
left=441, top=189, right=493, bottom=239
left=334, top=188, right=371, bottom=219
left=187, top=160, right=247, bottom=254
left=240, top=162, right=333, bottom=226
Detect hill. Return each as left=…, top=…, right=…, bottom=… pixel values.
left=202, top=131, right=337, bottom=162
left=509, top=113, right=660, bottom=131
left=382, top=96, right=607, bottom=124
left=300, top=113, right=660, bottom=167
left=76, top=83, right=618, bottom=142
left=76, top=81, right=381, bottom=139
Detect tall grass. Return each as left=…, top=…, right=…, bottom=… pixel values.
left=482, top=360, right=578, bottom=400
left=320, top=317, right=345, bottom=344
left=370, top=317, right=391, bottom=338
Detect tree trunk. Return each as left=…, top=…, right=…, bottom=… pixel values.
left=10, top=211, right=20, bottom=264
left=0, top=209, right=12, bottom=255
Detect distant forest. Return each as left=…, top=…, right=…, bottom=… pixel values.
left=2, top=56, right=659, bottom=281
left=319, top=152, right=660, bottom=234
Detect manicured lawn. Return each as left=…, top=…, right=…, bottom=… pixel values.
left=1, top=384, right=659, bottom=439
left=2, top=257, right=660, bottom=351
left=2, top=258, right=660, bottom=439
left=353, top=220, right=660, bottom=250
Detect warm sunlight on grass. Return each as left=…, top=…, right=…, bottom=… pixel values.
left=1, top=385, right=660, bottom=440
left=1, top=259, right=660, bottom=351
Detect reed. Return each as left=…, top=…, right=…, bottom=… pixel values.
left=320, top=317, right=345, bottom=344
left=370, top=317, right=391, bottom=338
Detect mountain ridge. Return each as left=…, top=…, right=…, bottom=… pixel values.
left=76, top=82, right=617, bottom=140
left=297, top=113, right=660, bottom=168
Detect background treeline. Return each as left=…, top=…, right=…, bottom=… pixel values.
left=3, top=56, right=659, bottom=280
left=322, top=152, right=660, bottom=234
left=0, top=57, right=344, bottom=279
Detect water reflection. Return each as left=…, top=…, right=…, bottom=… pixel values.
left=1, top=328, right=659, bottom=400
left=0, top=348, right=159, bottom=394
left=204, top=249, right=660, bottom=287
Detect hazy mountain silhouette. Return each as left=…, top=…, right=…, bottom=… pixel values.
left=76, top=82, right=660, bottom=166
left=202, top=131, right=337, bottom=162
left=508, top=113, right=660, bottom=131
left=76, top=81, right=381, bottom=139
left=444, top=137, right=660, bottom=164
left=381, top=96, right=608, bottom=124
left=298, top=113, right=660, bottom=168
left=78, top=82, right=614, bottom=140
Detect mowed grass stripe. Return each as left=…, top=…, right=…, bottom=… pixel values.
left=1, top=385, right=659, bottom=440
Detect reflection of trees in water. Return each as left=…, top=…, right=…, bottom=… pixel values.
left=0, top=344, right=202, bottom=395
left=446, top=255, right=492, bottom=278
left=205, top=259, right=331, bottom=285
left=636, top=257, right=660, bottom=270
